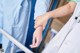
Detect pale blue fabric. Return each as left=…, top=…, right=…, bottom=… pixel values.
left=0, top=0, right=51, bottom=53
left=34, top=0, right=51, bottom=19
left=0, top=0, right=31, bottom=53
left=0, top=0, right=3, bottom=44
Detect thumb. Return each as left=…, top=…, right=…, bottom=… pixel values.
left=30, top=35, right=36, bottom=48
left=35, top=38, right=42, bottom=47
left=34, top=23, right=42, bottom=29
left=32, top=35, right=36, bottom=46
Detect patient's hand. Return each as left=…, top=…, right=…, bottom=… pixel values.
left=30, top=26, right=43, bottom=48
left=34, top=13, right=49, bottom=30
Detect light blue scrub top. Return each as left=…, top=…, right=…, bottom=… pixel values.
left=0, top=0, right=51, bottom=53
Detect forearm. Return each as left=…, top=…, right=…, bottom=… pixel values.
left=46, top=2, right=76, bottom=19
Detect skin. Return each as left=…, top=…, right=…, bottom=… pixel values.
left=30, top=26, right=43, bottom=48
left=30, top=2, right=76, bottom=48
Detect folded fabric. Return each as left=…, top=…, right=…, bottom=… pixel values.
left=0, top=0, right=31, bottom=53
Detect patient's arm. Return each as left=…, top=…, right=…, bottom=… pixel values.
left=30, top=2, right=77, bottom=48
left=30, top=26, right=43, bottom=48
left=34, top=2, right=77, bottom=29
left=46, top=2, right=76, bottom=18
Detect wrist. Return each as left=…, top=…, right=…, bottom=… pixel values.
left=36, top=25, right=43, bottom=30
left=45, top=11, right=53, bottom=19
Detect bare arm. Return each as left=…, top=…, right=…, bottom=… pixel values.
left=35, top=2, right=77, bottom=29
left=46, top=2, right=77, bottom=19
left=32, top=2, right=77, bottom=48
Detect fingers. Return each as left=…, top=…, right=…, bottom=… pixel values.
left=34, top=20, right=39, bottom=28
left=34, top=18, right=42, bottom=28
left=32, top=35, right=36, bottom=45
left=30, top=35, right=36, bottom=48
left=34, top=25, right=40, bottom=29
left=35, top=37, right=42, bottom=47
left=30, top=37, right=42, bottom=48
left=30, top=33, right=42, bottom=48
left=34, top=18, right=47, bottom=29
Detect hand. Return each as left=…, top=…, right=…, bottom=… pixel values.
left=34, top=13, right=49, bottom=30
left=30, top=26, right=43, bottom=48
